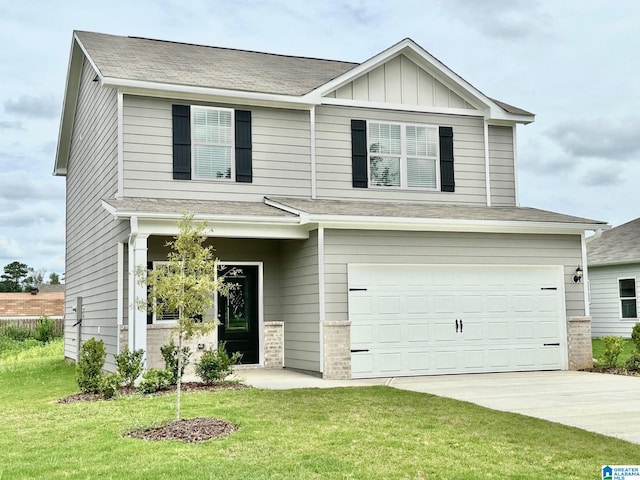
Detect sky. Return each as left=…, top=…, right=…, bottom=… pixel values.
left=1, top=0, right=639, bottom=278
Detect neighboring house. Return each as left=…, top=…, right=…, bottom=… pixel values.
left=587, top=218, right=640, bottom=338
left=0, top=284, right=65, bottom=320
left=54, top=31, right=606, bottom=379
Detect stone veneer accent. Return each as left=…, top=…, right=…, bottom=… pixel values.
left=322, top=321, right=351, bottom=379
left=567, top=316, right=593, bottom=370
left=119, top=324, right=216, bottom=377
left=264, top=321, right=284, bottom=368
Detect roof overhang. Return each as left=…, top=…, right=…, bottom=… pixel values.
left=588, top=259, right=640, bottom=268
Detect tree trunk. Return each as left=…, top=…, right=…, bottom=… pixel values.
left=176, top=332, right=183, bottom=421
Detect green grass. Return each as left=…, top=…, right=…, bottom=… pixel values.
left=592, top=338, right=636, bottom=366
left=1, top=344, right=640, bottom=479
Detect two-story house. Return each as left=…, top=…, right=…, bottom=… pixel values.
left=54, top=31, right=605, bottom=379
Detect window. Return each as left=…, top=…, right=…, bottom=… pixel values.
left=151, top=262, right=179, bottom=323
left=368, top=122, right=438, bottom=189
left=619, top=278, right=637, bottom=319
left=191, top=106, right=234, bottom=180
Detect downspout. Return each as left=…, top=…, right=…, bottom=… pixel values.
left=581, top=232, right=590, bottom=316
left=127, top=216, right=138, bottom=353
left=317, top=226, right=325, bottom=372
left=310, top=106, right=317, bottom=199
left=116, top=90, right=124, bottom=198
left=484, top=120, right=492, bottom=206
left=512, top=125, right=520, bottom=207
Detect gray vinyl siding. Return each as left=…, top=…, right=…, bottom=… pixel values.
left=64, top=58, right=128, bottom=370
left=488, top=125, right=516, bottom=206
left=122, top=95, right=311, bottom=201
left=280, top=231, right=320, bottom=372
left=589, top=264, right=640, bottom=338
left=315, top=105, right=487, bottom=204
left=323, top=230, right=585, bottom=322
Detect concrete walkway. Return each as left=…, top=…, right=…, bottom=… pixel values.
left=235, top=368, right=640, bottom=444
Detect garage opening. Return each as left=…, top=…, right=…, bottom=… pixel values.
left=348, top=264, right=567, bottom=379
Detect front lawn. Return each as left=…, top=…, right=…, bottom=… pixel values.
left=1, top=345, right=639, bottom=479
left=592, top=338, right=635, bottom=366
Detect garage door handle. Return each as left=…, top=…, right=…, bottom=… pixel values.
left=351, top=349, right=369, bottom=353
left=543, top=343, right=560, bottom=347
left=455, top=319, right=463, bottom=333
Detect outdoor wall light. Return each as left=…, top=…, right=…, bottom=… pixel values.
left=573, top=266, right=583, bottom=283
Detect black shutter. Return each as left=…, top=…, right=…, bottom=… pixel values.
left=172, top=105, right=191, bottom=180
left=235, top=110, right=252, bottom=183
left=439, top=126, right=455, bottom=192
left=146, top=262, right=153, bottom=325
left=351, top=119, right=368, bottom=188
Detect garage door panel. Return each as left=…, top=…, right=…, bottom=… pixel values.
left=348, top=264, right=566, bottom=379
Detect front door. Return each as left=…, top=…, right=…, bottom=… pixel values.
left=217, top=264, right=259, bottom=364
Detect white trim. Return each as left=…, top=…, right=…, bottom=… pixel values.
left=484, top=120, right=492, bottom=206
left=116, top=90, right=124, bottom=198
left=317, top=227, right=326, bottom=372
left=320, top=97, right=484, bottom=117
left=512, top=125, right=520, bottom=207
left=310, top=106, right=317, bottom=199
left=216, top=261, right=265, bottom=366
left=581, top=232, right=590, bottom=316
left=74, top=33, right=103, bottom=83
left=117, top=242, right=124, bottom=328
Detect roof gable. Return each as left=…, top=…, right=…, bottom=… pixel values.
left=588, top=217, right=640, bottom=266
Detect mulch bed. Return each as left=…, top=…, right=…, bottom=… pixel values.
left=58, top=382, right=246, bottom=442
left=583, top=367, right=640, bottom=376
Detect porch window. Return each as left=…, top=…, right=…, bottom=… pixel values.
left=619, top=278, right=637, bottom=319
left=151, top=261, right=179, bottom=323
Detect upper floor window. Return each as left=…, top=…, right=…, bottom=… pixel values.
left=191, top=106, right=234, bottom=180
left=368, top=122, right=439, bottom=189
left=619, top=278, right=637, bottom=319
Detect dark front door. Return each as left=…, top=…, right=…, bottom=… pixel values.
left=218, top=264, right=259, bottom=364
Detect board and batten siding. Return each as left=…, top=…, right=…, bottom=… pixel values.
left=323, top=230, right=585, bottom=322
left=589, top=264, right=640, bottom=338
left=122, top=95, right=311, bottom=201
left=314, top=105, right=488, bottom=204
left=280, top=231, right=321, bottom=372
left=327, top=55, right=476, bottom=111
left=488, top=125, right=516, bottom=206
left=64, top=58, right=128, bottom=370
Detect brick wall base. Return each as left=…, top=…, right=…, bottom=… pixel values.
left=264, top=321, right=283, bottom=368
left=322, top=321, right=351, bottom=379
left=567, top=316, right=593, bottom=370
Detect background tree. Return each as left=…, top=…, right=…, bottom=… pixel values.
left=24, top=267, right=46, bottom=289
left=49, top=272, right=61, bottom=285
left=0, top=261, right=29, bottom=292
left=137, top=214, right=234, bottom=420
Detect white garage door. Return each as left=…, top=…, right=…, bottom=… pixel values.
left=348, top=264, right=567, bottom=379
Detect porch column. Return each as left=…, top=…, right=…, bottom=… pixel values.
left=129, top=233, right=149, bottom=366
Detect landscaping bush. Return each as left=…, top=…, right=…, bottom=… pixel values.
left=624, top=351, right=640, bottom=372
left=1, top=324, right=33, bottom=341
left=76, top=338, right=106, bottom=393
left=139, top=368, right=174, bottom=394
left=160, top=339, right=191, bottom=384
left=99, top=372, right=122, bottom=400
left=114, top=346, right=144, bottom=387
left=631, top=323, right=640, bottom=352
left=195, top=342, right=242, bottom=383
left=34, top=316, right=56, bottom=343
left=598, top=336, right=625, bottom=368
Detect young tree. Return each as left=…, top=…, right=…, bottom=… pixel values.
left=0, top=261, right=29, bottom=292
left=137, top=214, right=233, bottom=420
left=24, top=267, right=46, bottom=289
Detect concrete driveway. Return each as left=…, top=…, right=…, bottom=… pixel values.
left=238, top=369, right=640, bottom=444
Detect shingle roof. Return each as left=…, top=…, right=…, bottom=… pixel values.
left=75, top=31, right=358, bottom=96
left=267, top=197, right=605, bottom=225
left=103, top=197, right=297, bottom=218
left=587, top=217, right=640, bottom=265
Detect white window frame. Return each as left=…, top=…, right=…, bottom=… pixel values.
left=190, top=105, right=235, bottom=181
left=367, top=120, right=440, bottom=190
left=617, top=276, right=638, bottom=320
left=151, top=261, right=179, bottom=324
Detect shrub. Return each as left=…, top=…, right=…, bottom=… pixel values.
left=139, top=368, right=174, bottom=394
left=598, top=336, right=625, bottom=368
left=114, top=346, right=144, bottom=387
left=99, top=372, right=122, bottom=400
left=631, top=323, right=640, bottom=352
left=195, top=342, right=242, bottom=383
left=624, top=351, right=640, bottom=372
left=1, top=324, right=33, bottom=341
left=76, top=338, right=106, bottom=393
left=34, top=316, right=56, bottom=343
left=160, top=339, right=191, bottom=384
